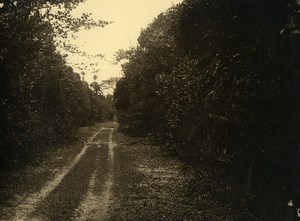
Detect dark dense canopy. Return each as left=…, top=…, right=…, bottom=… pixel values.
left=0, top=0, right=114, bottom=169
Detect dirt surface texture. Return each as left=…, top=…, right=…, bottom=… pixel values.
left=0, top=122, right=203, bottom=221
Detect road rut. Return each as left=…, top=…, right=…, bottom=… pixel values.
left=12, top=126, right=116, bottom=221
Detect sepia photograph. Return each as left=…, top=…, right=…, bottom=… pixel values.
left=1, top=0, right=300, bottom=220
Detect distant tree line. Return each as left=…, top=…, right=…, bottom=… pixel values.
left=0, top=1, right=114, bottom=170
left=114, top=0, right=300, bottom=219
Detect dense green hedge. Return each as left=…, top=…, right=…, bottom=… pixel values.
left=114, top=0, right=300, bottom=219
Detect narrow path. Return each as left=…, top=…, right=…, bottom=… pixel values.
left=0, top=122, right=212, bottom=221
left=11, top=125, right=116, bottom=221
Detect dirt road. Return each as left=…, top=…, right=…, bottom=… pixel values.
left=0, top=122, right=203, bottom=221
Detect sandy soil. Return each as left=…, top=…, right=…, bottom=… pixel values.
left=108, top=131, right=203, bottom=221
left=0, top=122, right=228, bottom=221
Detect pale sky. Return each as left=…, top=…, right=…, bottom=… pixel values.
left=64, top=0, right=183, bottom=87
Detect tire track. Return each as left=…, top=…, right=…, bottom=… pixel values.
left=75, top=128, right=115, bottom=221
left=12, top=128, right=104, bottom=221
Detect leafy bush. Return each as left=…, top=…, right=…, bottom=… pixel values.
left=0, top=1, right=114, bottom=170
left=114, top=0, right=300, bottom=219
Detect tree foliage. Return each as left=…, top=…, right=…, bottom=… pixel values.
left=0, top=0, right=114, bottom=170
left=114, top=0, right=300, bottom=219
